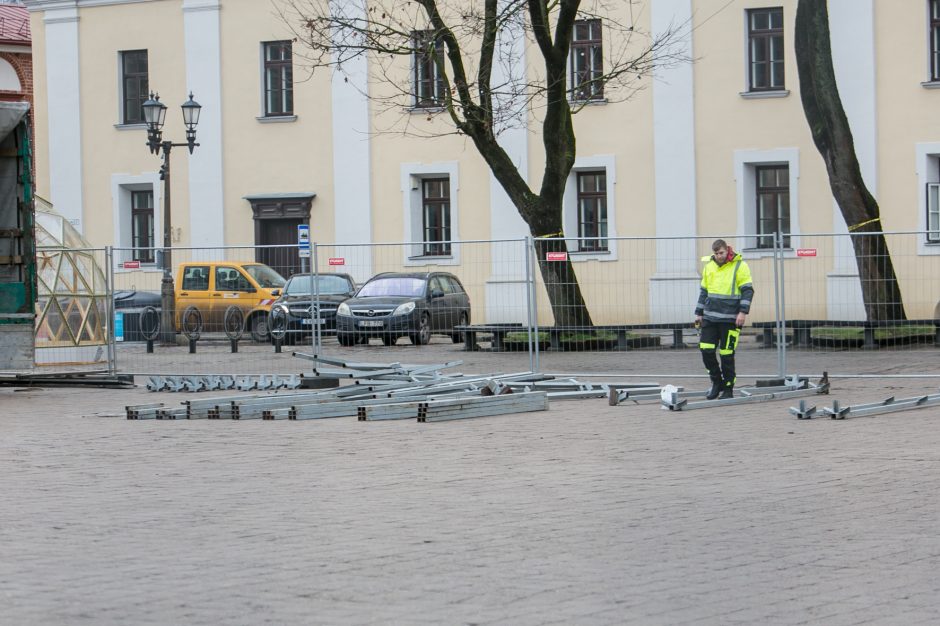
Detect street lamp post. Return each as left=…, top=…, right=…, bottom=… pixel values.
left=142, top=92, right=201, bottom=346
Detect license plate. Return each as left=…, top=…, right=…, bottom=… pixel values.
left=301, top=318, right=325, bottom=325
left=359, top=320, right=384, bottom=328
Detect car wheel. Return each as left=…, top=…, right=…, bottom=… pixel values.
left=382, top=333, right=398, bottom=346
left=411, top=314, right=431, bottom=346
left=250, top=314, right=270, bottom=343
left=337, top=332, right=357, bottom=347
left=451, top=312, right=469, bottom=343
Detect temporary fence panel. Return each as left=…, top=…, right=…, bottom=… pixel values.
left=526, top=234, right=783, bottom=378
left=111, top=244, right=305, bottom=375
left=309, top=239, right=535, bottom=375
left=776, top=231, right=940, bottom=377
left=106, top=233, right=940, bottom=380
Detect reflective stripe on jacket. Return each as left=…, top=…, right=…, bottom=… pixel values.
left=694, top=253, right=754, bottom=323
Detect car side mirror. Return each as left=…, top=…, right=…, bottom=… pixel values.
left=430, top=288, right=445, bottom=299
left=271, top=289, right=281, bottom=297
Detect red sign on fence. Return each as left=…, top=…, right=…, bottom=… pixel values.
left=328, top=257, right=345, bottom=266
left=122, top=260, right=141, bottom=269
left=796, top=249, right=817, bottom=257
left=546, top=252, right=568, bottom=262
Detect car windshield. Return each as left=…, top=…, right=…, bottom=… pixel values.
left=244, top=264, right=286, bottom=289
left=357, top=277, right=426, bottom=298
left=285, top=274, right=352, bottom=296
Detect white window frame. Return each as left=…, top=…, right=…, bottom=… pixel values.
left=562, top=155, right=617, bottom=261
left=111, top=172, right=163, bottom=273
left=400, top=162, right=460, bottom=266
left=740, top=8, right=789, bottom=98
left=0, top=58, right=20, bottom=91
left=733, top=148, right=800, bottom=256
left=569, top=18, right=605, bottom=103
left=927, top=0, right=940, bottom=86
left=116, top=49, right=148, bottom=127
left=257, top=41, right=297, bottom=122
left=928, top=183, right=940, bottom=242
left=411, top=30, right=445, bottom=109
left=915, top=143, right=940, bottom=253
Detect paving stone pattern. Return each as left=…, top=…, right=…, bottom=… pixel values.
left=1, top=347, right=939, bottom=625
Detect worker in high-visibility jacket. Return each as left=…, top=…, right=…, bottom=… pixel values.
left=694, top=239, right=754, bottom=399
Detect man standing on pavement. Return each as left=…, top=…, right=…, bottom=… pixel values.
left=695, top=239, right=754, bottom=399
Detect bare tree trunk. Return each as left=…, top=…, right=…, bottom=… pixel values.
left=471, top=134, right=593, bottom=327
left=794, top=0, right=906, bottom=321
left=455, top=0, right=593, bottom=327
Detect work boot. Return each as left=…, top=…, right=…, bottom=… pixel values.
left=719, top=384, right=734, bottom=399
left=705, top=380, right=722, bottom=400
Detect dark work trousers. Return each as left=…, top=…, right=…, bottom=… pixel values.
left=699, top=320, right=741, bottom=388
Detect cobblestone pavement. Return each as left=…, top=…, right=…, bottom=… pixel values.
left=2, top=345, right=939, bottom=625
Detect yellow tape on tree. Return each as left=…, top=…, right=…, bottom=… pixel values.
left=847, top=217, right=880, bottom=232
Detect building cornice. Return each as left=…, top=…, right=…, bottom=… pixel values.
left=24, top=0, right=158, bottom=13
left=182, top=0, right=220, bottom=13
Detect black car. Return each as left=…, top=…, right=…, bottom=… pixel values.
left=336, top=272, right=471, bottom=346
left=268, top=273, right=357, bottom=344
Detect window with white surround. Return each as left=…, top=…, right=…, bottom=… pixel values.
left=733, top=148, right=799, bottom=253
left=111, top=173, right=162, bottom=270
left=421, top=178, right=451, bottom=256
left=401, top=162, right=460, bottom=265
left=131, top=190, right=155, bottom=263
left=917, top=146, right=940, bottom=247
left=928, top=182, right=940, bottom=242
left=576, top=171, right=607, bottom=251
left=562, top=155, right=617, bottom=260
left=755, top=164, right=790, bottom=249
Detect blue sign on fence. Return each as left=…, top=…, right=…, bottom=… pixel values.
left=297, top=224, right=310, bottom=258
left=115, top=312, right=124, bottom=342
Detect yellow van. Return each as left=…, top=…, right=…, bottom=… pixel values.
left=175, top=261, right=286, bottom=341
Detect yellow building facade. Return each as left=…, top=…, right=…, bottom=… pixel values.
left=23, top=0, right=940, bottom=324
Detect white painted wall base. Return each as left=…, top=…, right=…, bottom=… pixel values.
left=0, top=324, right=34, bottom=370
left=484, top=280, right=529, bottom=324
left=649, top=275, right=700, bottom=323
left=35, top=344, right=107, bottom=366
left=826, top=273, right=866, bottom=320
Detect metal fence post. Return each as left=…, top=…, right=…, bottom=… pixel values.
left=312, top=241, right=322, bottom=355
left=779, top=230, right=788, bottom=377
left=771, top=230, right=785, bottom=378
left=525, top=236, right=539, bottom=373
left=105, top=245, right=116, bottom=375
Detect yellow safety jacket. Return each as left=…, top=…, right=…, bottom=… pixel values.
left=695, top=251, right=754, bottom=323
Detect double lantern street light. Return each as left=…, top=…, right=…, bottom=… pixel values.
left=141, top=91, right=201, bottom=345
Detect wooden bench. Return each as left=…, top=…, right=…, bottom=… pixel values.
left=751, top=319, right=940, bottom=349
left=454, top=323, right=695, bottom=352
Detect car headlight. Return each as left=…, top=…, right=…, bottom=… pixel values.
left=337, top=302, right=351, bottom=316
left=393, top=301, right=416, bottom=316
left=272, top=303, right=288, bottom=315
